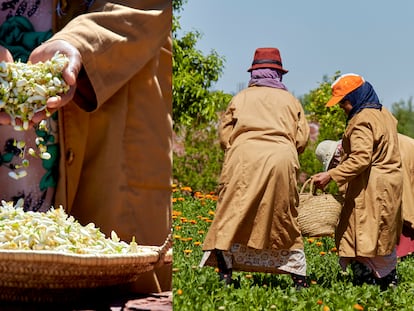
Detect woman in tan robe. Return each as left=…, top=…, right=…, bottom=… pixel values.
left=200, top=47, right=310, bottom=289
left=313, top=73, right=403, bottom=291
left=316, top=133, right=414, bottom=259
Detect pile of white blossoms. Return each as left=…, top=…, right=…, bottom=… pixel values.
left=0, top=200, right=144, bottom=255
left=0, top=52, right=70, bottom=131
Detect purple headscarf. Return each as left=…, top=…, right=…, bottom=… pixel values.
left=344, top=81, right=382, bottom=122
left=248, top=68, right=287, bottom=90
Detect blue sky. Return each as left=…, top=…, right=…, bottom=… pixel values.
left=177, top=0, right=414, bottom=109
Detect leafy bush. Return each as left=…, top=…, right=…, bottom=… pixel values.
left=173, top=124, right=224, bottom=193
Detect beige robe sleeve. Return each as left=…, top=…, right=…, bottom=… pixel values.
left=329, top=116, right=374, bottom=187
left=295, top=98, right=309, bottom=154
left=49, top=0, right=172, bottom=109
left=219, top=100, right=236, bottom=150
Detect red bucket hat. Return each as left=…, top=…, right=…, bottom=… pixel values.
left=247, top=47, right=288, bottom=74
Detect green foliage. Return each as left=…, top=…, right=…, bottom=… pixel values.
left=302, top=72, right=346, bottom=143
left=172, top=0, right=231, bottom=190
left=172, top=0, right=186, bottom=12
left=298, top=72, right=345, bottom=193
left=172, top=1, right=231, bottom=128
left=392, top=97, right=414, bottom=137
left=173, top=125, right=224, bottom=193
left=173, top=188, right=414, bottom=310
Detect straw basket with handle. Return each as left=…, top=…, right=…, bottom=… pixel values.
left=0, top=230, right=173, bottom=303
left=297, top=178, right=343, bottom=237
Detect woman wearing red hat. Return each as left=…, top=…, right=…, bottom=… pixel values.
left=200, top=47, right=310, bottom=289
left=312, top=73, right=403, bottom=291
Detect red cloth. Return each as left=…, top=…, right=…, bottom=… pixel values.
left=396, top=224, right=414, bottom=258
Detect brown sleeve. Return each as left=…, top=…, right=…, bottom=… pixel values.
left=50, top=1, right=172, bottom=109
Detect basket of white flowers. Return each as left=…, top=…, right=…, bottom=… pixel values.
left=0, top=200, right=172, bottom=302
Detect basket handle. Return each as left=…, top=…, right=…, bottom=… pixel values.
left=300, top=178, right=316, bottom=195
left=154, top=228, right=173, bottom=267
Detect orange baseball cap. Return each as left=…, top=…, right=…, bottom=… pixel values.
left=325, top=73, right=365, bottom=107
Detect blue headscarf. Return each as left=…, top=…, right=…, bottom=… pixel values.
left=344, top=81, right=382, bottom=122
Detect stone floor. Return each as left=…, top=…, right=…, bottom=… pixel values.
left=0, top=288, right=172, bottom=311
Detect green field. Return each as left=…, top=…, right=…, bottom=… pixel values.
left=172, top=185, right=414, bottom=311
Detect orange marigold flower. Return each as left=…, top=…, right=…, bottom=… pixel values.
left=245, top=274, right=253, bottom=279
left=180, top=217, right=188, bottom=223
left=307, top=238, right=314, bottom=243
left=320, top=251, right=326, bottom=256
left=214, top=268, right=219, bottom=273
left=171, top=198, right=177, bottom=203
left=316, top=300, right=323, bottom=305
left=177, top=197, right=185, bottom=201
left=198, top=230, right=205, bottom=234
left=174, top=225, right=182, bottom=230
left=174, top=235, right=181, bottom=239
left=315, top=241, right=323, bottom=246
left=208, top=210, right=215, bottom=216
left=181, top=186, right=192, bottom=192
left=172, top=215, right=177, bottom=220
left=205, top=219, right=213, bottom=223
left=331, top=247, right=338, bottom=252
left=190, top=219, right=197, bottom=224
left=323, top=306, right=330, bottom=311
left=353, top=304, right=364, bottom=310
left=184, top=249, right=192, bottom=254
left=176, top=289, right=183, bottom=295
left=194, top=241, right=202, bottom=246
left=172, top=210, right=182, bottom=216
left=311, top=280, right=317, bottom=285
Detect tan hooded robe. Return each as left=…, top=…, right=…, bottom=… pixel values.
left=202, top=86, right=309, bottom=253
left=328, top=107, right=403, bottom=258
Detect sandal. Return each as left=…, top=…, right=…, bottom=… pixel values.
left=291, top=273, right=309, bottom=290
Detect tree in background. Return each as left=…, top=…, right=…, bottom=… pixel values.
left=297, top=73, right=346, bottom=193
left=173, top=0, right=231, bottom=192
left=173, top=0, right=230, bottom=128
left=392, top=97, right=414, bottom=137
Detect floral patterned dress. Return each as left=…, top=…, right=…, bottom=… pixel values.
left=0, top=0, right=58, bottom=212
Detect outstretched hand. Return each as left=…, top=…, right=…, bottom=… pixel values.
left=28, top=40, right=82, bottom=124
left=312, top=172, right=332, bottom=190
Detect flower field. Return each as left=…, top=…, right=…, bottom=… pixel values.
left=172, top=185, right=414, bottom=310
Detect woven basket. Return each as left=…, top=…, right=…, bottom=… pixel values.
left=298, top=178, right=343, bottom=237
left=0, top=231, right=173, bottom=303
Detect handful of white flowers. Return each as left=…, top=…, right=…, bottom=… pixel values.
left=0, top=52, right=70, bottom=131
